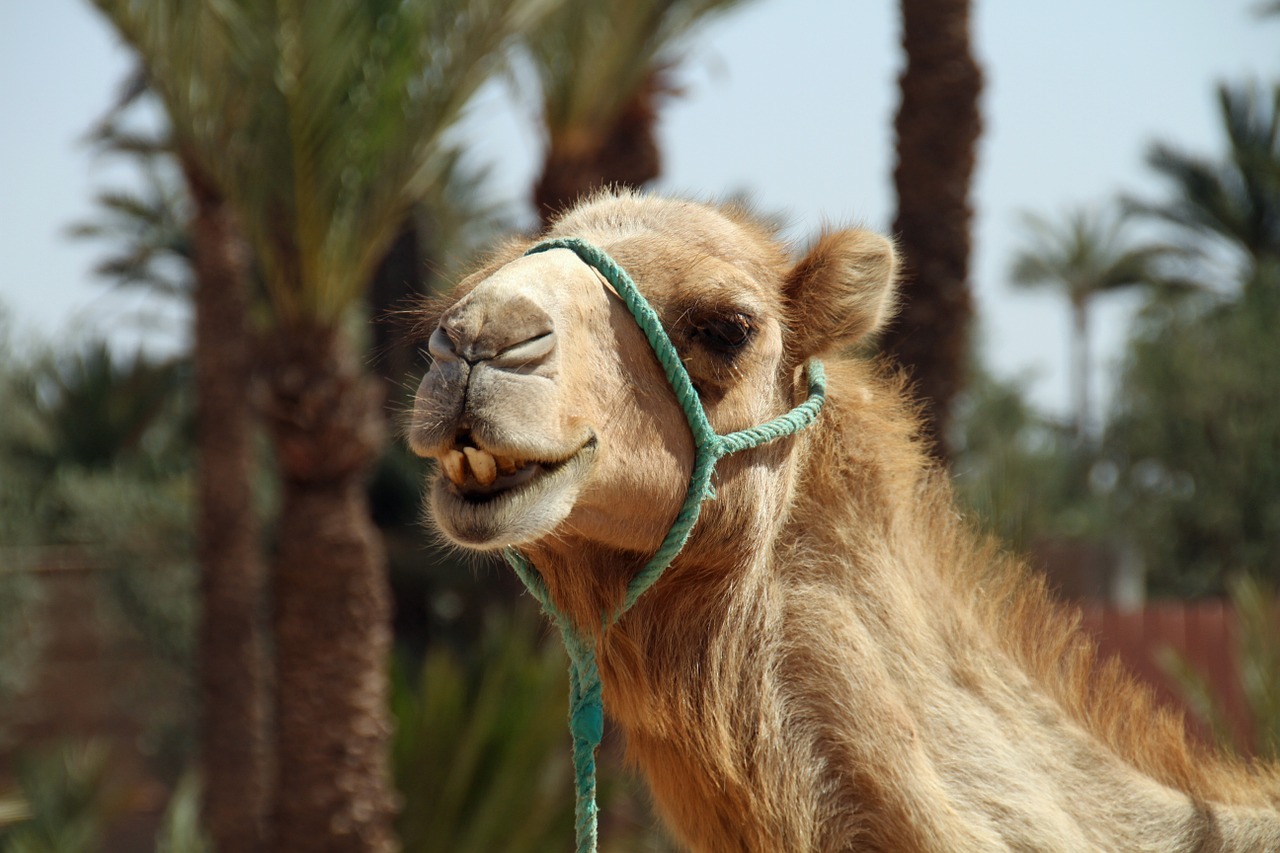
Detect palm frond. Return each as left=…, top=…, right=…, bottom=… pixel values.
left=90, top=0, right=550, bottom=326
left=1133, top=81, right=1280, bottom=272
left=1009, top=205, right=1175, bottom=302
left=528, top=0, right=755, bottom=140
left=66, top=161, right=192, bottom=298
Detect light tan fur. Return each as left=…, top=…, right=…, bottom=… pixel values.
left=409, top=191, right=1280, bottom=852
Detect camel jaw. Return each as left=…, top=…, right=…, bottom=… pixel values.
left=428, top=435, right=598, bottom=551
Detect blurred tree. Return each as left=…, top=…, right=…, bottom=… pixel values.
left=7, top=342, right=186, bottom=476
left=87, top=1, right=549, bottom=849
left=0, top=317, right=52, bottom=733
left=526, top=0, right=753, bottom=225
left=1, top=335, right=201, bottom=774
left=879, top=0, right=983, bottom=463
left=1106, top=78, right=1280, bottom=597
left=181, top=159, right=270, bottom=853
left=76, top=71, right=270, bottom=852
left=1009, top=207, right=1175, bottom=440
left=1130, top=81, right=1280, bottom=290
left=66, top=165, right=192, bottom=303
left=1104, top=261, right=1280, bottom=597
left=948, top=361, right=1089, bottom=550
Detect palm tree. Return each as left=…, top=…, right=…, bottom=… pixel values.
left=1010, top=207, right=1172, bottom=440
left=879, top=0, right=983, bottom=463
left=87, top=1, right=547, bottom=849
left=76, top=72, right=270, bottom=853
left=526, top=0, right=753, bottom=226
left=1131, top=81, right=1280, bottom=294
left=183, top=160, right=272, bottom=853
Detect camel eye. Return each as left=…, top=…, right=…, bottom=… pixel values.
left=692, top=312, right=754, bottom=352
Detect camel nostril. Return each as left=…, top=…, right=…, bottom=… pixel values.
left=489, top=330, right=556, bottom=369
left=435, top=290, right=556, bottom=366
left=427, top=326, right=459, bottom=363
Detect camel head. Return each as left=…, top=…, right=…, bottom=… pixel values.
left=408, top=193, right=897, bottom=579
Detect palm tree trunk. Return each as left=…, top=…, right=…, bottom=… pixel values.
left=184, top=160, right=270, bottom=853
left=1071, top=298, right=1090, bottom=441
left=880, top=0, right=983, bottom=463
left=534, top=73, right=662, bottom=227
left=264, top=325, right=397, bottom=853
left=368, top=218, right=423, bottom=413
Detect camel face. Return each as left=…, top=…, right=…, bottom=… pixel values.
left=409, top=193, right=897, bottom=558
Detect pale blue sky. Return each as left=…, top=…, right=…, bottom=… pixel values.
left=1, top=0, right=1275, bottom=420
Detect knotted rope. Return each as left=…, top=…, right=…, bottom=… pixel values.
left=503, top=237, right=826, bottom=853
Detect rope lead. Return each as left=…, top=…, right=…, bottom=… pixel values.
left=502, top=237, right=827, bottom=853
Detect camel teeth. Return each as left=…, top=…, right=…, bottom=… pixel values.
left=441, top=449, right=467, bottom=487
left=463, top=446, right=497, bottom=486
left=496, top=455, right=519, bottom=475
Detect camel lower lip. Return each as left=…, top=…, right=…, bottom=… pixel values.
left=449, top=462, right=543, bottom=503
left=430, top=437, right=597, bottom=549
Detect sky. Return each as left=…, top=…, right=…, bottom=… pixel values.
left=0, top=0, right=1275, bottom=421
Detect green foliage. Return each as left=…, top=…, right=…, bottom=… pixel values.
left=153, top=773, right=212, bottom=853
left=949, top=362, right=1106, bottom=549
left=392, top=610, right=661, bottom=852
left=1233, top=578, right=1280, bottom=759
left=0, top=794, right=29, bottom=834
left=0, top=325, right=199, bottom=769
left=393, top=611, right=576, bottom=853
left=0, top=748, right=211, bottom=853
left=0, top=743, right=125, bottom=853
left=57, top=467, right=199, bottom=772
left=1104, top=265, right=1280, bottom=596
left=59, top=470, right=197, bottom=669
left=1102, top=78, right=1280, bottom=596
left=0, top=562, right=45, bottom=749
left=5, top=343, right=188, bottom=478
left=0, top=316, right=51, bottom=724
left=1161, top=576, right=1280, bottom=760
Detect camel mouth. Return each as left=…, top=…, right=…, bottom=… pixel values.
left=429, top=432, right=598, bottom=549
left=436, top=433, right=546, bottom=502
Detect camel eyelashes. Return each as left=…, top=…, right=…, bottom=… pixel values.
left=690, top=311, right=754, bottom=352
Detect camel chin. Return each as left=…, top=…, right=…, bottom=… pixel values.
left=428, top=437, right=597, bottom=551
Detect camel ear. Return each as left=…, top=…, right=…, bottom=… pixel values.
left=783, top=229, right=899, bottom=356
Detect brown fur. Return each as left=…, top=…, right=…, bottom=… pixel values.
left=410, top=191, right=1280, bottom=852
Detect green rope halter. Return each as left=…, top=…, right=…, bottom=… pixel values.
left=503, top=237, right=826, bottom=853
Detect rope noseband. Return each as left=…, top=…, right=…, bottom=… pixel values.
left=503, top=237, right=826, bottom=852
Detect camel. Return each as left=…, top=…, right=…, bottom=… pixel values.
left=407, top=191, right=1280, bottom=852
